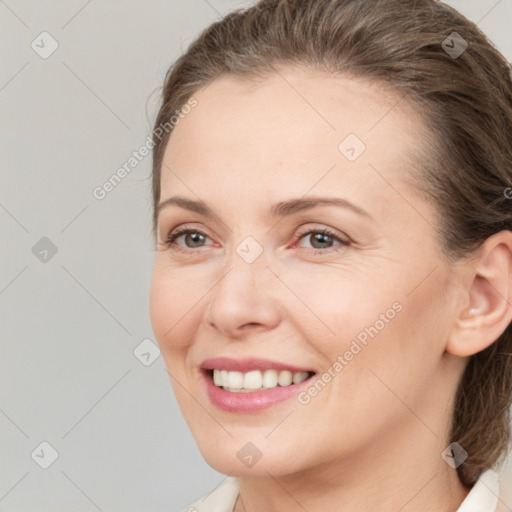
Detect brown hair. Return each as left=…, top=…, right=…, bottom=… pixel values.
left=151, top=0, right=512, bottom=487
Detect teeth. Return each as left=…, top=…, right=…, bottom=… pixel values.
left=263, top=369, right=278, bottom=389
left=244, top=370, right=263, bottom=390
left=228, top=371, right=244, bottom=388
left=293, top=371, right=309, bottom=384
left=212, top=369, right=312, bottom=392
left=221, top=370, right=229, bottom=388
left=278, top=370, right=293, bottom=386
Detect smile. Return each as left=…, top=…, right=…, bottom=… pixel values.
left=211, top=369, right=314, bottom=392
left=200, top=357, right=317, bottom=412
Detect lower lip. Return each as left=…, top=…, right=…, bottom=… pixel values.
left=201, top=370, right=316, bottom=413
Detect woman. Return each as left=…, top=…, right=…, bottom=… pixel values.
left=149, top=0, right=512, bottom=510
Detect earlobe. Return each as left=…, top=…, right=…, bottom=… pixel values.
left=446, top=231, right=512, bottom=358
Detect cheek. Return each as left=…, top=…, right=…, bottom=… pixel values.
left=336, top=271, right=453, bottom=410
left=277, top=261, right=396, bottom=351
left=149, top=259, right=208, bottom=356
left=303, top=262, right=450, bottom=403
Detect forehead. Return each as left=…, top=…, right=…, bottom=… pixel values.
left=160, top=67, right=426, bottom=212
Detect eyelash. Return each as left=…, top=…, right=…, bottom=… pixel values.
left=163, top=226, right=350, bottom=254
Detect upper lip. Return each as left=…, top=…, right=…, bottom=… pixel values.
left=200, top=357, right=315, bottom=373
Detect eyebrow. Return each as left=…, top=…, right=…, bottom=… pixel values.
left=156, top=195, right=372, bottom=220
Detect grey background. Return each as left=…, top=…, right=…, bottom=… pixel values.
left=1, top=1, right=511, bottom=511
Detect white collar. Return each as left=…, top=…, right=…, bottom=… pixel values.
left=182, top=469, right=500, bottom=512
left=456, top=469, right=500, bottom=512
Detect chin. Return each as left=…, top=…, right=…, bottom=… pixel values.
left=194, top=436, right=308, bottom=477
left=202, top=452, right=286, bottom=477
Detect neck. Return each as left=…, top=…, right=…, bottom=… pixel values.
left=233, top=424, right=471, bottom=512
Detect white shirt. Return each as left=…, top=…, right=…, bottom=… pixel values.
left=178, top=469, right=500, bottom=512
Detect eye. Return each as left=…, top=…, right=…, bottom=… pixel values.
left=292, top=227, right=350, bottom=253
left=162, top=226, right=350, bottom=254
left=164, top=227, right=212, bottom=252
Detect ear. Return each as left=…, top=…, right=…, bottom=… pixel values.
left=447, top=230, right=512, bottom=357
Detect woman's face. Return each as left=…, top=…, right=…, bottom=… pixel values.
left=150, top=67, right=465, bottom=477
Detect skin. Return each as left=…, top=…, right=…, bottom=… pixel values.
left=149, top=66, right=512, bottom=512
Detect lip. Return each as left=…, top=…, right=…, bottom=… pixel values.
left=200, top=357, right=314, bottom=373
left=199, top=357, right=316, bottom=413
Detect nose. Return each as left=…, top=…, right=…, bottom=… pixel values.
left=204, top=252, right=283, bottom=339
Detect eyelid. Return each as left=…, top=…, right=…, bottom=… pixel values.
left=159, top=222, right=211, bottom=243
left=163, top=225, right=214, bottom=249
left=293, top=225, right=351, bottom=245
left=289, top=227, right=351, bottom=254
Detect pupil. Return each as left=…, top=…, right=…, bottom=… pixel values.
left=313, top=233, right=331, bottom=248
left=187, top=233, right=204, bottom=247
